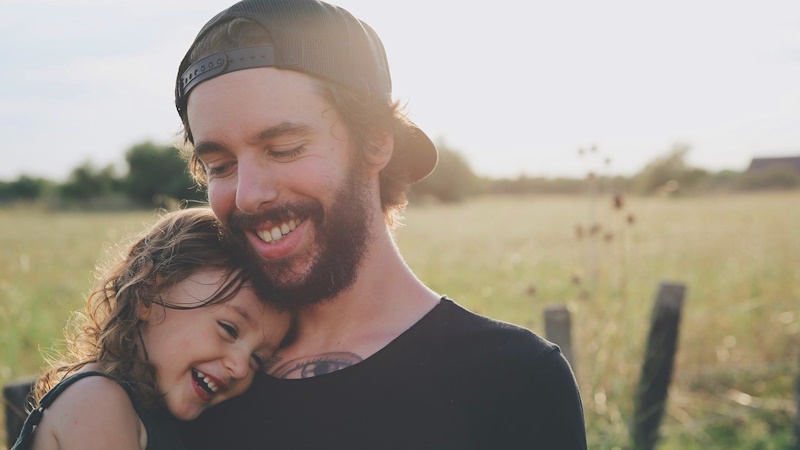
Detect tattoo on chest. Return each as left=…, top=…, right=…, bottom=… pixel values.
left=267, top=352, right=363, bottom=379
left=263, top=355, right=283, bottom=372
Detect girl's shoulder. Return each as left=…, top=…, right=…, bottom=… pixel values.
left=30, top=372, right=146, bottom=450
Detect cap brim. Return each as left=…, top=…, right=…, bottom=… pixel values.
left=390, top=121, right=438, bottom=183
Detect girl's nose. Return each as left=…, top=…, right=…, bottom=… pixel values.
left=224, top=349, right=251, bottom=380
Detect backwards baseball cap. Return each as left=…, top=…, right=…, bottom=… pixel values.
left=175, top=0, right=437, bottom=183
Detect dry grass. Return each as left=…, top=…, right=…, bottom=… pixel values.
left=1, top=192, right=798, bottom=448
left=400, top=192, right=799, bottom=448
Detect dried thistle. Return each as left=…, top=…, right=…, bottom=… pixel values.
left=575, top=224, right=585, bottom=240
left=613, top=194, right=624, bottom=211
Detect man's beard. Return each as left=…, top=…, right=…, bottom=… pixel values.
left=227, top=172, right=373, bottom=310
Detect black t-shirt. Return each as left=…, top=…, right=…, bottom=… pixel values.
left=183, top=298, right=587, bottom=449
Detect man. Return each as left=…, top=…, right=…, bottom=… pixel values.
left=175, top=1, right=587, bottom=448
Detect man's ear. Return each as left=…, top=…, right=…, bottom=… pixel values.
left=363, top=128, right=394, bottom=175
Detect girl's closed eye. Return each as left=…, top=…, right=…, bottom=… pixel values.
left=218, top=321, right=239, bottom=339
left=250, top=353, right=266, bottom=371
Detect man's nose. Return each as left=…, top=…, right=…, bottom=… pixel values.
left=235, top=156, right=279, bottom=215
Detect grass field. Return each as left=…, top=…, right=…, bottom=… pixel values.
left=1, top=192, right=798, bottom=448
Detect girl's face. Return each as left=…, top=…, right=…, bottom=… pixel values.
left=139, top=268, right=290, bottom=421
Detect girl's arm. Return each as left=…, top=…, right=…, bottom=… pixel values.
left=32, top=375, right=146, bottom=450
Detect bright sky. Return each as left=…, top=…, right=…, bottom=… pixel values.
left=2, top=0, right=799, bottom=181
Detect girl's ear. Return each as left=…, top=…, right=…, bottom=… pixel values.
left=137, top=301, right=151, bottom=321
left=138, top=274, right=163, bottom=321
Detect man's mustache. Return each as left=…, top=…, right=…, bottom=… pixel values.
left=227, top=200, right=323, bottom=231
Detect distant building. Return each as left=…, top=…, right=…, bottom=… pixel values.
left=746, top=155, right=800, bottom=173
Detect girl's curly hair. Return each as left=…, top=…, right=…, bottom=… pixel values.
left=34, top=207, right=250, bottom=408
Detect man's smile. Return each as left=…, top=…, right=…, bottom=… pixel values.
left=256, top=217, right=302, bottom=244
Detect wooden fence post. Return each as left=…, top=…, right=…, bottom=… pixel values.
left=544, top=304, right=576, bottom=375
left=3, top=377, right=35, bottom=449
left=794, top=370, right=800, bottom=450
left=631, top=281, right=686, bottom=450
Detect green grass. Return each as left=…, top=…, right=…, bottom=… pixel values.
left=2, top=193, right=798, bottom=449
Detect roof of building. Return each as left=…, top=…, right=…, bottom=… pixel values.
left=747, top=155, right=800, bottom=172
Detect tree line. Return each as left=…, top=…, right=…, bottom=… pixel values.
left=415, top=142, right=800, bottom=201
left=0, top=142, right=204, bottom=209
left=1, top=141, right=798, bottom=208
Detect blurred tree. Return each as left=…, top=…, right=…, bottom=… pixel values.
left=60, top=162, right=119, bottom=200
left=488, top=175, right=588, bottom=195
left=0, top=175, right=51, bottom=201
left=633, top=143, right=709, bottom=194
left=125, top=141, right=205, bottom=207
left=411, top=143, right=481, bottom=202
left=738, top=167, right=800, bottom=190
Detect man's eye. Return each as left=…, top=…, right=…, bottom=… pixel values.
left=270, top=146, right=305, bottom=160
left=205, top=161, right=236, bottom=178
left=218, top=321, right=238, bottom=339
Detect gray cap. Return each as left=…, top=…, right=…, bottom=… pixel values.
left=175, top=0, right=437, bottom=183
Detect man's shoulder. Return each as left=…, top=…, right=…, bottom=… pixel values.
left=419, top=297, right=560, bottom=366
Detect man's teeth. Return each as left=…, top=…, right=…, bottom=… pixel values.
left=195, top=370, right=218, bottom=393
left=257, top=218, right=300, bottom=243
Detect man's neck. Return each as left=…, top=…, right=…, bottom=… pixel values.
left=267, top=223, right=440, bottom=379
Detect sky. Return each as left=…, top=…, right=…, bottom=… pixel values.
left=1, top=0, right=799, bottom=181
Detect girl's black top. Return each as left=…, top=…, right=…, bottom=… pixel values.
left=11, top=371, right=186, bottom=450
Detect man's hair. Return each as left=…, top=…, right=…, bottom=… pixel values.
left=178, top=18, right=414, bottom=225
left=34, top=208, right=251, bottom=407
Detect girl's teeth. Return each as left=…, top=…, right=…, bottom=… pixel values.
left=202, top=376, right=218, bottom=392
left=195, top=370, right=218, bottom=393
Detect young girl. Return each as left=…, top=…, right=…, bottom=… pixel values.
left=12, top=208, right=291, bottom=450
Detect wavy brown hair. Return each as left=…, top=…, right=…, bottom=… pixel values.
left=176, top=18, right=415, bottom=227
left=34, top=208, right=251, bottom=408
